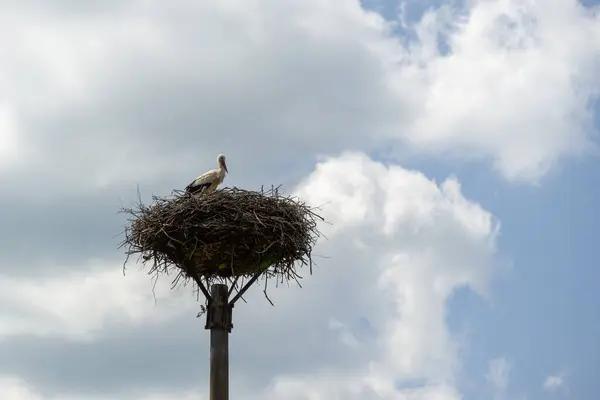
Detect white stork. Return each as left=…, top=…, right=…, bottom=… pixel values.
left=185, top=154, right=228, bottom=195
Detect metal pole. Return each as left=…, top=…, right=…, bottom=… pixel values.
left=205, top=284, right=232, bottom=400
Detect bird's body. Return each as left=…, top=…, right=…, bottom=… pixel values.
left=185, top=154, right=228, bottom=195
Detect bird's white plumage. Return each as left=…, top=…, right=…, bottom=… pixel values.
left=185, top=154, right=228, bottom=195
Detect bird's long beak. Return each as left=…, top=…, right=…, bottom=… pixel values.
left=223, top=160, right=228, bottom=173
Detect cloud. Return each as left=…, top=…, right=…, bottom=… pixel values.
left=0, top=191, right=134, bottom=270
left=0, top=105, right=25, bottom=170
left=0, top=0, right=595, bottom=285
left=486, top=357, right=512, bottom=393
left=0, top=153, right=500, bottom=398
left=0, top=376, right=40, bottom=400
left=0, top=374, right=205, bottom=400
left=0, top=259, right=197, bottom=341
left=0, top=0, right=394, bottom=197
left=542, top=371, right=567, bottom=393
left=393, top=0, right=600, bottom=182
left=0, top=0, right=597, bottom=200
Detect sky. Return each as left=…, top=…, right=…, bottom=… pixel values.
left=0, top=0, right=598, bottom=399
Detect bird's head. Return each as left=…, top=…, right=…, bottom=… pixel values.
left=217, top=153, right=228, bottom=173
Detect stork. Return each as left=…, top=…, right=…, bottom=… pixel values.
left=185, top=154, right=228, bottom=195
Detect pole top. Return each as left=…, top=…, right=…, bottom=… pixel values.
left=211, top=283, right=229, bottom=297
left=206, top=284, right=233, bottom=332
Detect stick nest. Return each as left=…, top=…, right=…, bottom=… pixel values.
left=119, top=187, right=323, bottom=287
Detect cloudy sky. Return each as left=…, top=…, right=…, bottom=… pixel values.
left=0, top=0, right=598, bottom=399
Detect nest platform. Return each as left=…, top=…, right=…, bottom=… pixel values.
left=120, top=187, right=322, bottom=285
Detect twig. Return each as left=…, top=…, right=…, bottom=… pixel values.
left=118, top=186, right=326, bottom=308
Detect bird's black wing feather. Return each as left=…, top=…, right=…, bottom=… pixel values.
left=186, top=181, right=211, bottom=194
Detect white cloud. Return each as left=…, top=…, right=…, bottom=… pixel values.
left=0, top=376, right=42, bottom=400
left=0, top=374, right=205, bottom=400
left=394, top=0, right=600, bottom=182
left=486, top=357, right=512, bottom=393
left=0, top=105, right=24, bottom=169
left=0, top=0, right=598, bottom=194
left=252, top=152, right=498, bottom=399
left=0, top=153, right=500, bottom=398
left=542, top=371, right=566, bottom=393
left=0, top=260, right=197, bottom=341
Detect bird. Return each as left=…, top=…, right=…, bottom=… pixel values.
left=185, top=153, right=228, bottom=195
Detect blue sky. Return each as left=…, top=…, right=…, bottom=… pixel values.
left=0, top=0, right=598, bottom=399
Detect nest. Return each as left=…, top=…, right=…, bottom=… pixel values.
left=119, top=186, right=323, bottom=293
